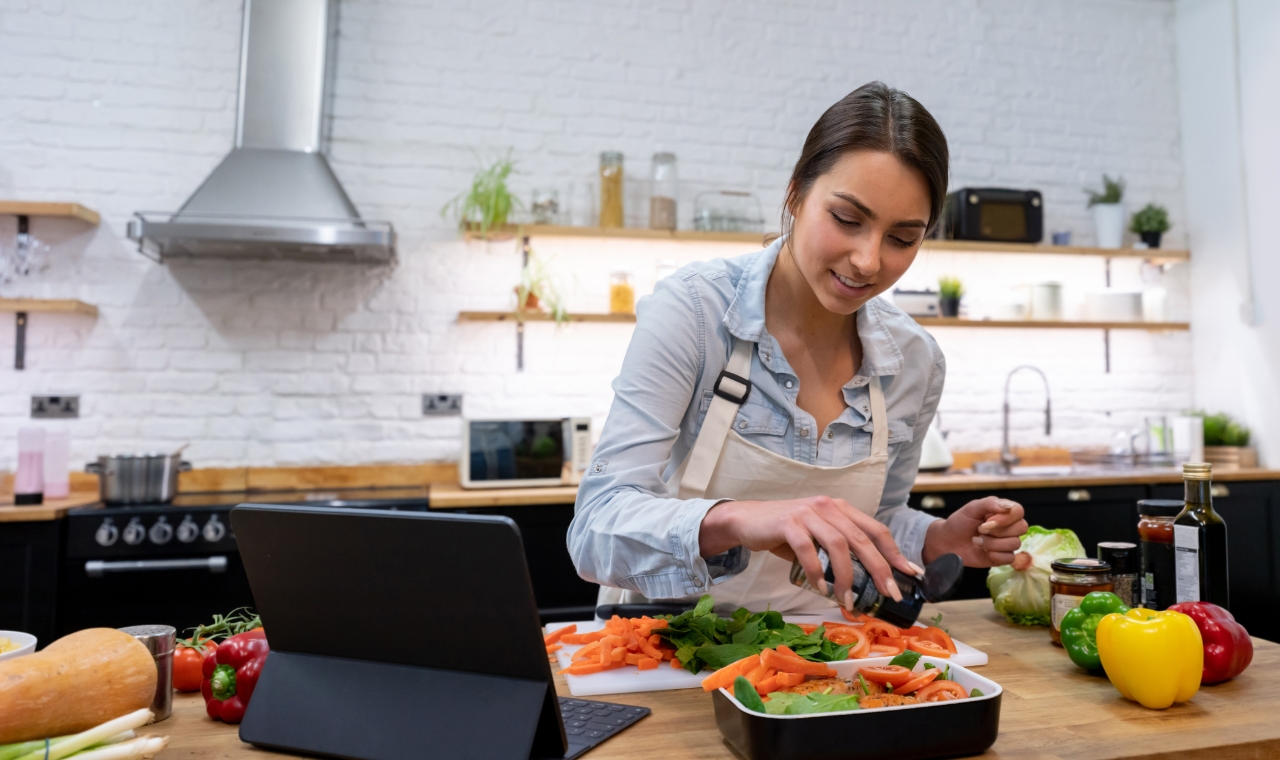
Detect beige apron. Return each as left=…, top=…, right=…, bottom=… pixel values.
left=599, top=338, right=890, bottom=614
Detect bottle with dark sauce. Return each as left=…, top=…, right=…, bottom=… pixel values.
left=1174, top=462, right=1229, bottom=608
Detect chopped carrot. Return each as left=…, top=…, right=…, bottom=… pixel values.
left=543, top=624, right=577, bottom=646
left=671, top=657, right=683, bottom=668
left=611, top=646, right=627, bottom=662
left=562, top=630, right=607, bottom=645
left=761, top=648, right=830, bottom=676
left=744, top=662, right=771, bottom=685
left=755, top=676, right=780, bottom=696
left=701, top=654, right=762, bottom=692
left=775, top=672, right=805, bottom=687
left=775, top=645, right=800, bottom=659
left=648, top=634, right=661, bottom=646
left=636, top=657, right=659, bottom=671
left=572, top=641, right=602, bottom=662
left=625, top=652, right=646, bottom=665
left=560, top=661, right=619, bottom=676
left=546, top=643, right=563, bottom=654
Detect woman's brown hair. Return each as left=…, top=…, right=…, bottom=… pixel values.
left=783, top=81, right=950, bottom=238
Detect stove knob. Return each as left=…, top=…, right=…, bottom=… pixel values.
left=94, top=519, right=119, bottom=547
left=203, top=515, right=226, bottom=543
left=149, top=517, right=173, bottom=545
left=177, top=516, right=199, bottom=543
left=122, top=518, right=146, bottom=546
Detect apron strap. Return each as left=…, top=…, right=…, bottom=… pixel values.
left=680, top=339, right=754, bottom=498
left=868, top=374, right=888, bottom=457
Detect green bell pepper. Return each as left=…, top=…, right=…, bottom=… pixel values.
left=1059, top=591, right=1130, bottom=671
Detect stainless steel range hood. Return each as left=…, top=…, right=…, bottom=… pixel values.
left=129, top=0, right=394, bottom=263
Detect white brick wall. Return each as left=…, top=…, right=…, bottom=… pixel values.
left=0, top=0, right=1191, bottom=469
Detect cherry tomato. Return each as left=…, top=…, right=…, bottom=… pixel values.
left=857, top=665, right=913, bottom=687
left=907, top=639, right=952, bottom=659
left=173, top=639, right=216, bottom=692
left=916, top=680, right=969, bottom=701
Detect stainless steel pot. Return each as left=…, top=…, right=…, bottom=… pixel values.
left=86, top=453, right=192, bottom=504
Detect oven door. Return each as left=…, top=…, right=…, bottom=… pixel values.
left=57, top=550, right=255, bottom=636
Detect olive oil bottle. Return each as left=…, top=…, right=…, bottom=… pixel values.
left=1174, top=462, right=1229, bottom=608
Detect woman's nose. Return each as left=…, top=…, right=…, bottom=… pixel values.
left=847, top=241, right=881, bottom=279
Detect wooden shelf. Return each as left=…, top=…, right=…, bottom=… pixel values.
left=0, top=201, right=100, bottom=225
left=921, top=239, right=1188, bottom=260
left=914, top=317, right=1188, bottom=331
left=0, top=298, right=98, bottom=317
left=464, top=224, right=767, bottom=245
left=458, top=310, right=635, bottom=323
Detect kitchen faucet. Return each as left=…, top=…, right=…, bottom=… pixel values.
left=1001, top=365, right=1052, bottom=473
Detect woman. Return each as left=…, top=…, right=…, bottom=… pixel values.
left=569, top=82, right=1028, bottom=615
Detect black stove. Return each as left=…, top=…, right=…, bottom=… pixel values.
left=58, top=488, right=430, bottom=636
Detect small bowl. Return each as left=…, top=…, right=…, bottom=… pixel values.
left=0, top=631, right=37, bottom=661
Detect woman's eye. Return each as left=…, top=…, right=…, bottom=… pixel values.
left=889, top=236, right=917, bottom=248
left=830, top=212, right=858, bottom=227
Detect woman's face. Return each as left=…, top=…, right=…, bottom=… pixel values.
left=787, top=150, right=932, bottom=315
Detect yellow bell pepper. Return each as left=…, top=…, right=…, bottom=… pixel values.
left=1096, top=608, right=1203, bottom=709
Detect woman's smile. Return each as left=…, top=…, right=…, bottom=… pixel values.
left=830, top=270, right=874, bottom=298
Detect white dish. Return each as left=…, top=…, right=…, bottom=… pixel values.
left=547, top=617, right=988, bottom=697
left=0, top=631, right=38, bottom=661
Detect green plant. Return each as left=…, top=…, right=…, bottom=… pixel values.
left=515, top=252, right=567, bottom=325
left=441, top=151, right=521, bottom=234
left=1085, top=174, right=1125, bottom=207
left=1193, top=411, right=1251, bottom=447
left=1129, top=203, right=1171, bottom=234
left=938, top=275, right=964, bottom=299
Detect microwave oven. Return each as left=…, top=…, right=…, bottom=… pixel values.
left=460, top=418, right=593, bottom=489
left=941, top=188, right=1043, bottom=243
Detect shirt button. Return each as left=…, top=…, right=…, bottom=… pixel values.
left=738, top=420, right=747, bottom=430
left=763, top=352, right=771, bottom=362
left=827, top=430, right=834, bottom=439
left=593, top=463, right=603, bottom=473
left=800, top=427, right=810, bottom=437
left=785, top=380, right=794, bottom=389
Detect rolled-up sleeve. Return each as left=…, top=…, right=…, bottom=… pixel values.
left=874, top=337, right=946, bottom=567
left=568, top=275, right=747, bottom=600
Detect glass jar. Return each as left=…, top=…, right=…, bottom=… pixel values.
left=609, top=272, right=635, bottom=315
left=599, top=152, right=624, bottom=228
left=1137, top=499, right=1181, bottom=610
left=693, top=190, right=764, bottom=233
left=1097, top=541, right=1139, bottom=608
left=649, top=152, right=678, bottom=231
left=1049, top=558, right=1112, bottom=645
left=531, top=187, right=560, bottom=224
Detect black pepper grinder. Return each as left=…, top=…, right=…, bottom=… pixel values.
left=1098, top=542, right=1140, bottom=608
left=789, top=552, right=964, bottom=628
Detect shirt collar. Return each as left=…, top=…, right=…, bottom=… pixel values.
left=723, top=236, right=904, bottom=378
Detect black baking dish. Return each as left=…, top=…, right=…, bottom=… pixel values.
left=712, top=656, right=1001, bottom=760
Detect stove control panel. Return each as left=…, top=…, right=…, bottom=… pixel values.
left=148, top=517, right=174, bottom=545
left=94, top=519, right=119, bottom=547
left=177, top=516, right=200, bottom=543
left=67, top=507, right=238, bottom=559
left=123, top=518, right=146, bottom=546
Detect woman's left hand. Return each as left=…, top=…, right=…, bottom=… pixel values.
left=921, top=496, right=1027, bottom=567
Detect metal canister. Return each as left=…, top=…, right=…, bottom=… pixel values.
left=120, top=624, right=175, bottom=721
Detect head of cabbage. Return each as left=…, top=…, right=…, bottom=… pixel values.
left=987, top=526, right=1085, bottom=626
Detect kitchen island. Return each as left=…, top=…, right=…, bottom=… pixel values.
left=155, top=598, right=1280, bottom=760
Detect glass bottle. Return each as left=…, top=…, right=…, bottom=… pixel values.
left=15, top=427, right=46, bottom=505
left=609, top=272, right=635, bottom=315
left=1049, top=558, right=1112, bottom=645
left=599, top=152, right=624, bottom=229
left=1137, top=499, right=1182, bottom=609
left=649, top=152, right=677, bottom=231
left=1174, top=462, right=1229, bottom=607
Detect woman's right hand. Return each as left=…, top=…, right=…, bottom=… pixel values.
left=699, top=496, right=923, bottom=605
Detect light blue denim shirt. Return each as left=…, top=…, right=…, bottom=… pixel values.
left=569, top=238, right=945, bottom=600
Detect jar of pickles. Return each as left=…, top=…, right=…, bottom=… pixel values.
left=1049, top=558, right=1112, bottom=645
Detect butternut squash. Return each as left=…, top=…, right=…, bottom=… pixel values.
left=0, top=628, right=157, bottom=743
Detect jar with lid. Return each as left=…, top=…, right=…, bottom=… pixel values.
left=1097, top=541, right=1139, bottom=608
left=609, top=272, right=635, bottom=315
left=649, top=153, right=678, bottom=230
left=1049, top=558, right=1112, bottom=645
left=1137, top=499, right=1181, bottom=610
left=599, top=152, right=624, bottom=228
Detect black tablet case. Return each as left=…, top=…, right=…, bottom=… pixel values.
left=230, top=505, right=567, bottom=760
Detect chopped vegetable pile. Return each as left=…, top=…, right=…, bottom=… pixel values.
left=549, top=616, right=676, bottom=676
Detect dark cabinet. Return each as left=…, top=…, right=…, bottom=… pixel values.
left=0, top=519, right=62, bottom=646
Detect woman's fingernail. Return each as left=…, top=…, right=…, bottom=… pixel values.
left=886, top=579, right=903, bottom=603
left=843, top=590, right=856, bottom=610
left=817, top=578, right=828, bottom=595
left=972, top=536, right=985, bottom=547
left=979, top=520, right=998, bottom=535
left=908, top=561, right=926, bottom=577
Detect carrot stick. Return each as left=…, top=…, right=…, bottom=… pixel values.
left=671, top=657, right=682, bottom=668
left=700, top=654, right=761, bottom=692
left=638, top=637, right=665, bottom=661
left=755, top=676, right=780, bottom=696
left=775, top=645, right=800, bottom=659
left=636, top=657, right=659, bottom=671
left=776, top=672, right=805, bottom=687
left=572, top=641, right=602, bottom=662
left=546, top=643, right=563, bottom=654
left=611, top=646, right=627, bottom=662
left=543, top=624, right=577, bottom=646
left=744, top=662, right=771, bottom=685
left=761, top=648, right=829, bottom=676
left=562, top=630, right=607, bottom=645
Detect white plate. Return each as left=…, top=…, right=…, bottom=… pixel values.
left=547, top=617, right=988, bottom=697
left=0, top=631, right=37, bottom=661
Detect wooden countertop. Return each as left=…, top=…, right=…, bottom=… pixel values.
left=152, top=598, right=1280, bottom=759
left=0, top=491, right=98, bottom=522
left=428, top=468, right=1280, bottom=508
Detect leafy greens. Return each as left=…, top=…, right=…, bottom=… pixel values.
left=761, top=690, right=861, bottom=715
left=657, top=595, right=850, bottom=674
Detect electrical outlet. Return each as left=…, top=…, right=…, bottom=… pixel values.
left=32, top=395, right=79, bottom=419
left=423, top=394, right=462, bottom=416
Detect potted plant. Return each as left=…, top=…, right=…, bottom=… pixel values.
left=1129, top=203, right=1171, bottom=249
left=442, top=151, right=522, bottom=237
left=938, top=276, right=964, bottom=318
left=1200, top=412, right=1256, bottom=469
left=1085, top=174, right=1125, bottom=249
left=515, top=253, right=568, bottom=325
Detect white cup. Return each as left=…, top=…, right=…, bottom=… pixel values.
left=1029, top=282, right=1063, bottom=321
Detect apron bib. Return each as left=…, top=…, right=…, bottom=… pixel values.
left=598, top=338, right=890, bottom=615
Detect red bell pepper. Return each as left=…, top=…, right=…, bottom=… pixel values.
left=1169, top=601, right=1252, bottom=685
left=201, top=628, right=270, bottom=723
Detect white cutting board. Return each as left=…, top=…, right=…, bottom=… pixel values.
left=546, top=615, right=988, bottom=697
